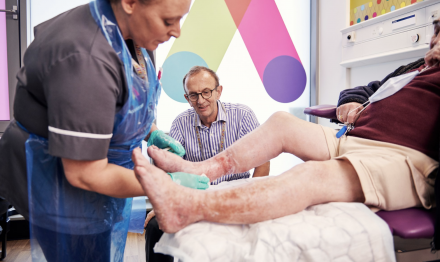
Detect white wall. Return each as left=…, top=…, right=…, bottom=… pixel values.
left=350, top=57, right=419, bottom=88
left=318, top=0, right=349, bottom=128
left=27, top=0, right=90, bottom=45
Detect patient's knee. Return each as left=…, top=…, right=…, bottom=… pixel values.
left=294, top=160, right=345, bottom=182
left=269, top=111, right=300, bottom=125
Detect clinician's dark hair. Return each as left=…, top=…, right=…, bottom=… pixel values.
left=183, top=66, right=220, bottom=93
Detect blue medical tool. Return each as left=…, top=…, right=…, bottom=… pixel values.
left=336, top=123, right=354, bottom=138
left=336, top=125, right=347, bottom=139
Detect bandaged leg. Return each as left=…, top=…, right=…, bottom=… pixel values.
left=133, top=148, right=364, bottom=233
left=148, top=112, right=331, bottom=181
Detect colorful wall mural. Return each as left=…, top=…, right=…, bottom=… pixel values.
left=161, top=0, right=307, bottom=104
left=350, top=0, right=425, bottom=26
left=156, top=0, right=311, bottom=176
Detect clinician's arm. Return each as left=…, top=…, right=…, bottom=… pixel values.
left=62, top=158, right=145, bottom=198
left=144, top=123, right=158, bottom=141
left=42, top=53, right=157, bottom=198
left=252, top=161, right=270, bottom=177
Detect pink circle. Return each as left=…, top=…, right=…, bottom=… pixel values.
left=373, top=12, right=377, bottom=17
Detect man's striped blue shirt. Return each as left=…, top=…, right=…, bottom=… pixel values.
left=169, top=101, right=260, bottom=185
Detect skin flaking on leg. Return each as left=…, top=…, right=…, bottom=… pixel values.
left=134, top=147, right=364, bottom=233
left=147, top=145, right=234, bottom=181
left=148, top=112, right=331, bottom=182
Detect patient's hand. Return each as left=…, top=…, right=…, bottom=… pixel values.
left=337, top=102, right=363, bottom=124
left=426, top=23, right=440, bottom=66
left=425, top=41, right=440, bottom=67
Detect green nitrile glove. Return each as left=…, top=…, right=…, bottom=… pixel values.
left=147, top=130, right=185, bottom=157
left=167, top=172, right=210, bottom=190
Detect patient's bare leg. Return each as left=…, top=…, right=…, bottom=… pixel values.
left=149, top=112, right=330, bottom=181
left=134, top=148, right=364, bottom=233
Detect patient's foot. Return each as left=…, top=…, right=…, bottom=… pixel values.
left=147, top=145, right=237, bottom=181
left=133, top=148, right=203, bottom=233
left=147, top=145, right=198, bottom=173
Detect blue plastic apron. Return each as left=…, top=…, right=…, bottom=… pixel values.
left=24, top=0, right=161, bottom=260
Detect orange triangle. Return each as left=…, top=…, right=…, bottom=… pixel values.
left=224, top=0, right=253, bottom=28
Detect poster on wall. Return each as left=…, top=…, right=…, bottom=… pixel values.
left=350, top=0, right=425, bottom=25
left=0, top=0, right=10, bottom=121
left=156, top=0, right=311, bottom=176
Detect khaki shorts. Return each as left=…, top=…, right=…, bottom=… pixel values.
left=321, top=125, right=438, bottom=211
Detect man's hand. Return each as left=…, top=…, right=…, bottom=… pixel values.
left=147, top=130, right=185, bottom=157
left=143, top=210, right=156, bottom=233
left=336, top=102, right=363, bottom=124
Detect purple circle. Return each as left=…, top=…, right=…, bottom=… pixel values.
left=365, top=15, right=369, bottom=20
left=263, top=56, right=307, bottom=103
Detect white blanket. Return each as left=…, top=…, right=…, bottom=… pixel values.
left=154, top=180, right=395, bottom=262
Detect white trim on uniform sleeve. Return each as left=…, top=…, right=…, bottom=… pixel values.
left=48, top=126, right=113, bottom=139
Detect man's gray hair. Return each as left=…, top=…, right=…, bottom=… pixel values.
left=183, top=66, right=220, bottom=92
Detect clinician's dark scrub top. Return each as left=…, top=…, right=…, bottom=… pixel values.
left=0, top=4, right=131, bottom=220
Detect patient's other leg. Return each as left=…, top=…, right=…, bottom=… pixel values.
left=133, top=148, right=364, bottom=233
left=148, top=112, right=330, bottom=181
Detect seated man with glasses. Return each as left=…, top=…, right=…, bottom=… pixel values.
left=144, top=66, right=270, bottom=262
left=171, top=66, right=270, bottom=184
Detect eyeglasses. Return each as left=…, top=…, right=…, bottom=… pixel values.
left=185, top=86, right=218, bottom=102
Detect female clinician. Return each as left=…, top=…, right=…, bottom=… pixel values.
left=0, top=0, right=209, bottom=261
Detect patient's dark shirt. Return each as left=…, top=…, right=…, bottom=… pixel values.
left=348, top=64, right=440, bottom=160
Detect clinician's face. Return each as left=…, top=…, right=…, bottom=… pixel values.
left=184, top=71, right=223, bottom=125
left=123, top=0, right=191, bottom=51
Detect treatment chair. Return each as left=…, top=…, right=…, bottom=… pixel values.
left=304, top=105, right=439, bottom=262
left=0, top=198, right=9, bottom=261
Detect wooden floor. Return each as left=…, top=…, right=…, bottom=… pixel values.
left=1, top=239, right=31, bottom=262
left=122, top=233, right=146, bottom=262
left=1, top=233, right=146, bottom=262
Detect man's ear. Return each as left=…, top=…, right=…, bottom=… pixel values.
left=120, top=0, right=136, bottom=15
left=216, top=85, right=223, bottom=100
left=184, top=94, right=192, bottom=107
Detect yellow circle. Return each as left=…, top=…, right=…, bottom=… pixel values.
left=354, top=8, right=357, bottom=14
left=401, top=2, right=406, bottom=8
left=381, top=9, right=386, bottom=14
left=369, top=2, right=373, bottom=7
